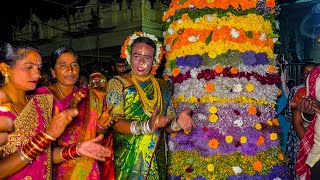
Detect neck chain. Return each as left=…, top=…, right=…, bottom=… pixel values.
left=130, top=71, right=152, bottom=82
left=131, top=73, right=163, bottom=117
left=56, top=83, right=66, bottom=98
left=11, top=96, right=29, bottom=116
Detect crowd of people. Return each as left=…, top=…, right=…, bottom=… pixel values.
left=0, top=30, right=320, bottom=179
left=0, top=32, right=194, bottom=179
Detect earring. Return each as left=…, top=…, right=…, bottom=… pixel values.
left=4, top=73, right=9, bottom=84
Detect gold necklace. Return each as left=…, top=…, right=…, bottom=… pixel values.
left=11, top=96, right=29, bottom=115
left=131, top=73, right=163, bottom=117
left=56, top=83, right=66, bottom=98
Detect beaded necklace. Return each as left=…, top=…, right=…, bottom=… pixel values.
left=131, top=73, right=163, bottom=117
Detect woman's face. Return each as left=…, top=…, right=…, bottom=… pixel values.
left=52, top=52, right=79, bottom=87
left=8, top=50, right=42, bottom=91
left=130, top=43, right=155, bottom=77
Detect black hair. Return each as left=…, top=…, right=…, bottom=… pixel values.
left=131, top=37, right=156, bottom=57
left=301, top=61, right=318, bottom=73
left=113, top=57, right=127, bottom=64
left=0, top=41, right=40, bottom=67
left=50, top=47, right=78, bottom=69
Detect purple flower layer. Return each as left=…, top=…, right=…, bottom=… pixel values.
left=169, top=125, right=280, bottom=156
left=176, top=55, right=203, bottom=68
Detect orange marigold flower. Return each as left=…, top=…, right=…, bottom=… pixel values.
left=272, top=118, right=280, bottom=126
left=268, top=65, right=275, bottom=73
left=173, top=100, right=178, bottom=109
left=266, top=0, right=276, bottom=7
left=181, top=13, right=189, bottom=21
left=214, top=65, right=224, bottom=73
left=172, top=67, right=181, bottom=77
left=256, top=136, right=265, bottom=146
left=277, top=88, right=282, bottom=96
left=205, top=83, right=215, bottom=93
left=248, top=106, right=257, bottom=115
left=208, top=139, right=219, bottom=149
left=170, top=132, right=177, bottom=138
left=163, top=74, right=169, bottom=81
left=230, top=67, right=238, bottom=74
left=151, top=65, right=159, bottom=75
left=278, top=153, right=284, bottom=161
left=253, top=161, right=263, bottom=171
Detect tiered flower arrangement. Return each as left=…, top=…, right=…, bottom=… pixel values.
left=163, top=0, right=291, bottom=179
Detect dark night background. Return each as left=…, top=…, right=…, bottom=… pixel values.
left=0, top=0, right=298, bottom=42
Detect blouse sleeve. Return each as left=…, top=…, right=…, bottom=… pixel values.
left=106, top=78, right=125, bottom=117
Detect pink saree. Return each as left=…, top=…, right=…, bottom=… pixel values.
left=1, top=94, right=53, bottom=179
left=34, top=87, right=102, bottom=180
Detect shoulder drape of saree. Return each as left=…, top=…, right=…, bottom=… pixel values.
left=2, top=94, right=53, bottom=180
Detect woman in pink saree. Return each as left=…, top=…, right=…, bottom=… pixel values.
left=34, top=47, right=114, bottom=179
left=0, top=42, right=85, bottom=179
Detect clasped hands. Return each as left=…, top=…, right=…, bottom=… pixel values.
left=148, top=108, right=196, bottom=133
left=290, top=96, right=320, bottom=114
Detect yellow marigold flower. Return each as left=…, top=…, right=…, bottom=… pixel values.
left=225, top=135, right=233, bottom=144
left=214, top=65, right=224, bottom=73
left=207, top=164, right=215, bottom=172
left=253, top=161, right=263, bottom=171
left=208, top=139, right=219, bottom=149
left=205, top=83, right=215, bottom=93
left=172, top=67, right=181, bottom=77
left=209, top=106, right=218, bottom=114
left=278, top=153, right=284, bottom=161
left=270, top=133, right=278, bottom=140
left=189, top=96, right=198, bottom=104
left=268, top=65, right=275, bottom=73
left=246, top=83, right=254, bottom=92
left=230, top=67, right=238, bottom=74
left=209, top=114, right=219, bottom=123
left=248, top=106, right=257, bottom=115
left=266, top=120, right=273, bottom=126
left=254, top=123, right=262, bottom=130
left=240, top=136, right=247, bottom=144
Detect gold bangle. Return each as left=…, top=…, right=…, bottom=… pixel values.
left=42, top=131, right=56, bottom=141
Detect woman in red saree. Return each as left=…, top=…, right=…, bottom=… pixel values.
left=35, top=47, right=114, bottom=179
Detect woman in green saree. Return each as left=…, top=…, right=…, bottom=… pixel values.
left=106, top=32, right=196, bottom=179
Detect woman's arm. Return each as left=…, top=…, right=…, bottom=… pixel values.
left=292, top=108, right=307, bottom=140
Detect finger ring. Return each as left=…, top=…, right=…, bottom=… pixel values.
left=60, top=112, right=65, bottom=117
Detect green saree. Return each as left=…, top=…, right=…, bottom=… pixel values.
left=106, top=76, right=175, bottom=180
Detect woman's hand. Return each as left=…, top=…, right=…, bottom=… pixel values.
left=177, top=109, right=196, bottom=133
left=294, top=97, right=319, bottom=114
left=149, top=108, right=170, bottom=132
left=46, top=107, right=79, bottom=139
left=0, top=116, right=14, bottom=146
left=70, top=91, right=86, bottom=108
left=98, top=105, right=117, bottom=128
left=77, top=134, right=112, bottom=161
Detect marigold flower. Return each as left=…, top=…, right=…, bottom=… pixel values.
left=254, top=123, right=262, bottom=130
left=248, top=106, right=257, bottom=115
left=209, top=114, right=219, bottom=123
left=214, top=65, right=223, bottom=73
left=208, top=139, right=219, bottom=149
left=163, top=74, right=169, bottom=81
left=278, top=153, right=284, bottom=161
left=209, top=106, right=218, bottom=114
left=225, top=135, right=233, bottom=144
left=246, top=84, right=254, bottom=92
left=256, top=136, right=265, bottom=146
left=170, top=132, right=177, bottom=138
left=272, top=118, right=280, bottom=126
left=266, top=120, right=273, bottom=126
left=205, top=83, right=215, bottom=92
left=230, top=67, right=238, bottom=74
left=268, top=65, right=275, bottom=73
left=253, top=161, right=263, bottom=171
left=172, top=67, right=181, bottom=77
left=270, top=133, right=278, bottom=140
left=240, top=136, right=247, bottom=144
left=277, top=88, right=282, bottom=96
left=207, top=164, right=214, bottom=172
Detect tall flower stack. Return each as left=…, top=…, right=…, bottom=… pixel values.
left=163, top=0, right=290, bottom=179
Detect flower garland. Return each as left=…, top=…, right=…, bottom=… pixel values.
left=120, top=31, right=164, bottom=66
